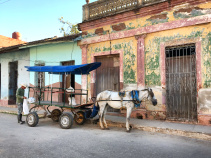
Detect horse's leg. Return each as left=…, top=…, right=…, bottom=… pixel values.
left=126, top=107, right=132, bottom=132
left=102, top=105, right=109, bottom=130
left=99, top=103, right=106, bottom=129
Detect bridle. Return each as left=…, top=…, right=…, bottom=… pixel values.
left=140, top=88, right=156, bottom=104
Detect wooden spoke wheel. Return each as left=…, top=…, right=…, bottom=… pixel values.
left=51, top=109, right=62, bottom=122
left=26, top=112, right=39, bottom=127
left=74, top=111, right=86, bottom=125
left=59, top=112, right=73, bottom=129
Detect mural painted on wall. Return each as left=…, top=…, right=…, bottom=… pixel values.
left=145, top=27, right=211, bottom=87
left=87, top=40, right=137, bottom=84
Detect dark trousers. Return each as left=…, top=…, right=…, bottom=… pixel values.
left=17, top=103, right=23, bottom=115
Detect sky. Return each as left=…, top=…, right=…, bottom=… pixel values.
left=0, top=0, right=97, bottom=42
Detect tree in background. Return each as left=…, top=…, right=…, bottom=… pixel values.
left=59, top=17, right=80, bottom=36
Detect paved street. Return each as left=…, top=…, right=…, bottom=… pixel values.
left=0, top=113, right=211, bottom=158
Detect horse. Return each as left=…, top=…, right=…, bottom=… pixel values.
left=96, top=88, right=157, bottom=132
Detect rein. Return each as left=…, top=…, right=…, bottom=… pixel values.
left=96, top=100, right=136, bottom=102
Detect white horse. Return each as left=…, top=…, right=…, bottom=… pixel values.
left=96, top=88, right=157, bottom=132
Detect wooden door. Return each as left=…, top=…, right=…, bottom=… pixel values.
left=8, top=61, right=18, bottom=104
left=96, top=55, right=119, bottom=94
left=96, top=55, right=120, bottom=112
left=166, top=45, right=197, bottom=121
left=62, top=61, right=75, bottom=103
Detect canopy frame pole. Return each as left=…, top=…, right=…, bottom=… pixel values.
left=64, top=72, right=67, bottom=89
left=86, top=74, right=88, bottom=104
left=51, top=73, right=53, bottom=89
left=39, top=72, right=42, bottom=88
left=47, top=73, right=50, bottom=101
left=64, top=72, right=67, bottom=106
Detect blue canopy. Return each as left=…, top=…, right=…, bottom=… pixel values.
left=25, top=62, right=101, bottom=75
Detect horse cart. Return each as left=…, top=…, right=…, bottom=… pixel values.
left=25, top=62, right=101, bottom=129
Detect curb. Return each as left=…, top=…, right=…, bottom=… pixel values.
left=106, top=120, right=211, bottom=141
left=0, top=110, right=17, bottom=115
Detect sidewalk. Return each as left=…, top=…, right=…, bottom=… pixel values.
left=0, top=106, right=210, bottom=141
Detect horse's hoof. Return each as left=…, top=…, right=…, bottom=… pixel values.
left=101, top=128, right=105, bottom=130
left=130, top=125, right=133, bottom=129
left=126, top=129, right=131, bottom=133
left=105, top=128, right=110, bottom=130
left=126, top=127, right=132, bottom=132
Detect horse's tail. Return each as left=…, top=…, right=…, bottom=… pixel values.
left=95, top=93, right=101, bottom=107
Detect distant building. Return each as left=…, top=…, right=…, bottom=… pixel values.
left=0, top=32, right=25, bottom=48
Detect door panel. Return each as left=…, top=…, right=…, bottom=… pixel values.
left=166, top=45, right=197, bottom=121
left=96, top=55, right=120, bottom=112
left=96, top=55, right=119, bottom=94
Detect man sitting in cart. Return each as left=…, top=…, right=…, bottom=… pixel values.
left=16, top=83, right=27, bottom=124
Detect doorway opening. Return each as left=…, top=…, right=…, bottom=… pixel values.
left=62, top=60, right=75, bottom=103
left=8, top=61, right=18, bottom=104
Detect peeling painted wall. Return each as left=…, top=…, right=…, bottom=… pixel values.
left=80, top=1, right=211, bottom=124
left=198, top=88, right=211, bottom=114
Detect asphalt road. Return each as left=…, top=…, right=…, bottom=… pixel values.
left=0, top=113, right=211, bottom=158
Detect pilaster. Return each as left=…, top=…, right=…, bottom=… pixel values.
left=135, top=34, right=147, bottom=89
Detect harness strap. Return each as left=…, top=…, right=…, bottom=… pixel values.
left=131, top=90, right=141, bottom=108
left=118, top=92, right=125, bottom=109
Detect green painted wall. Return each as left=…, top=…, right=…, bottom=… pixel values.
left=29, top=41, right=81, bottom=86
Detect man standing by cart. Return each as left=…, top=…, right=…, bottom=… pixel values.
left=16, top=84, right=27, bottom=124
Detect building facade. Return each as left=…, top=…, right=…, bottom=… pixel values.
left=78, top=0, right=211, bottom=125
left=0, top=34, right=82, bottom=106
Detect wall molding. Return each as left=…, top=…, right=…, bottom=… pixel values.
left=80, top=14, right=211, bottom=45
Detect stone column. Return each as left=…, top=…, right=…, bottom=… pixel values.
left=135, top=34, right=147, bottom=89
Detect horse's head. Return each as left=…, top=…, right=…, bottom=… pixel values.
left=141, top=88, right=157, bottom=106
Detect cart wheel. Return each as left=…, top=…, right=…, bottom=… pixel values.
left=26, top=112, right=39, bottom=127
left=74, top=111, right=86, bottom=125
left=59, top=112, right=73, bottom=129
left=51, top=109, right=62, bottom=122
